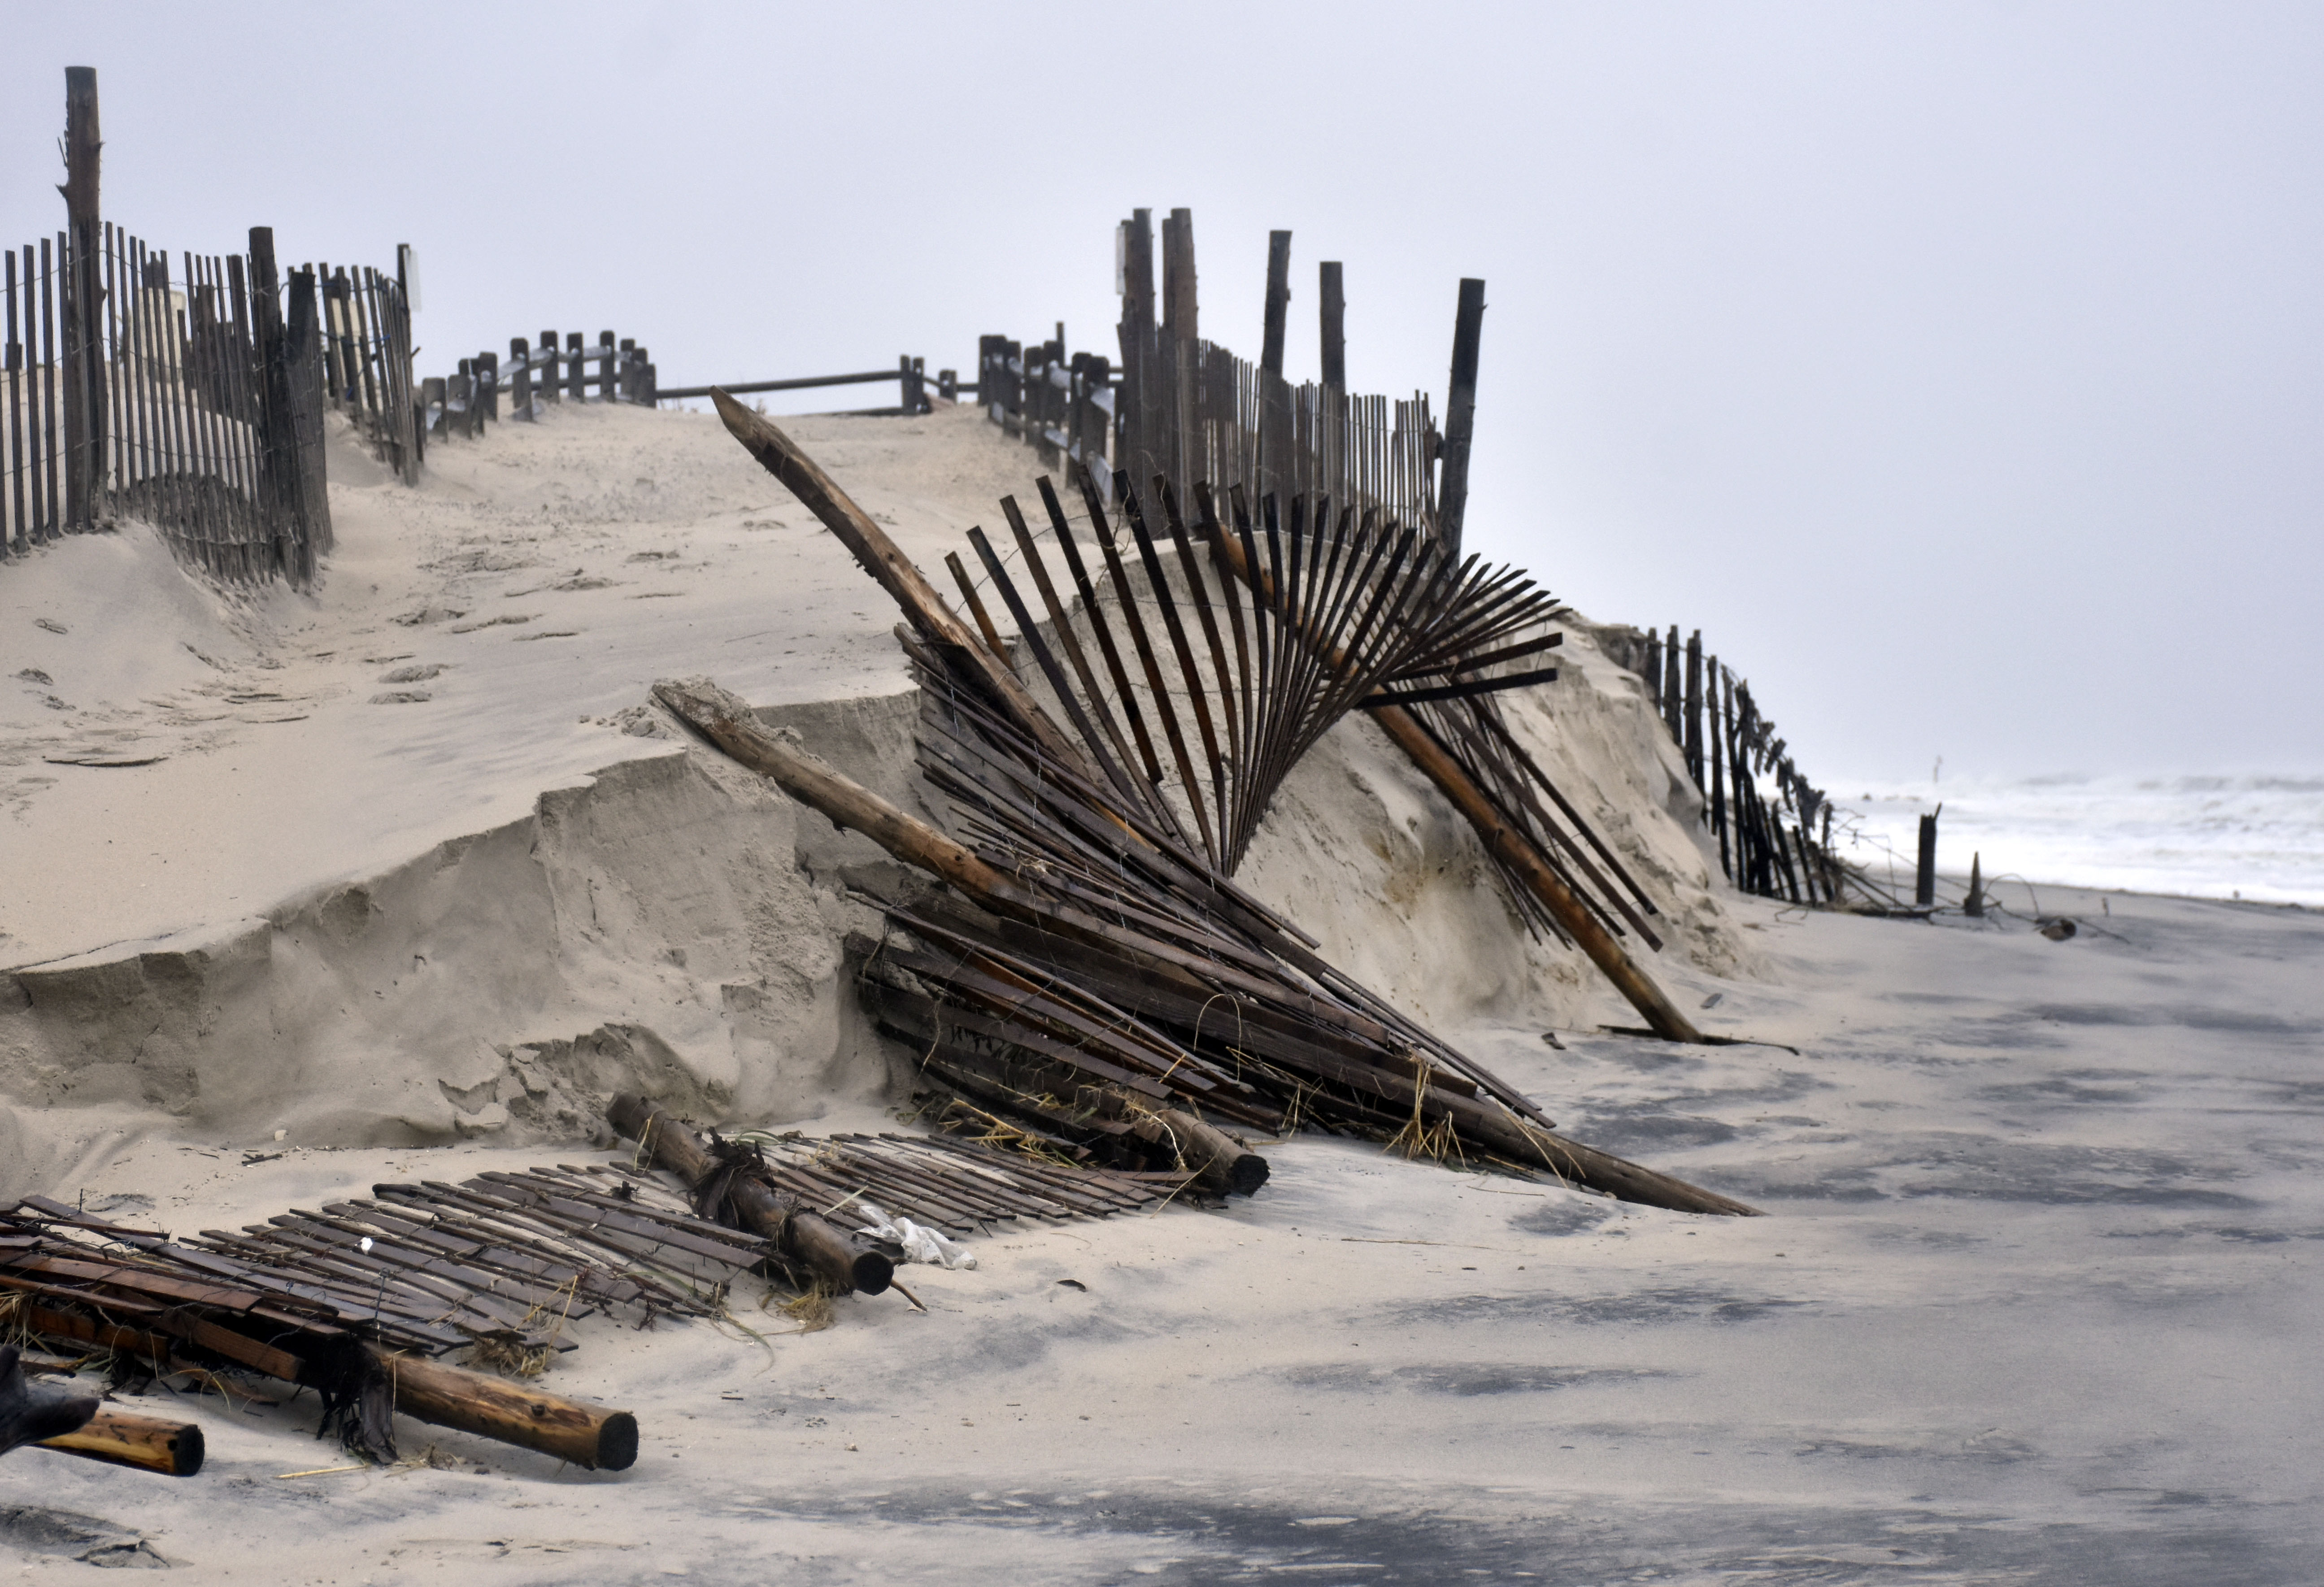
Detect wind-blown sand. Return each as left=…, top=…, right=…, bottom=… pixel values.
left=4, top=404, right=2318, bottom=1582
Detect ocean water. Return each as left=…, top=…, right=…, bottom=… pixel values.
left=1823, top=774, right=2324, bottom=909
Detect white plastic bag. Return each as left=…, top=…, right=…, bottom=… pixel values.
left=852, top=1200, right=976, bottom=1270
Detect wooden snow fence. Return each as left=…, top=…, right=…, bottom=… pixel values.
left=0, top=1123, right=1233, bottom=1474
left=648, top=394, right=1754, bottom=1213
left=0, top=1173, right=755, bottom=1470
left=1621, top=625, right=1858, bottom=909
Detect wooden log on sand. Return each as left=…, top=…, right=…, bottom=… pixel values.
left=37, top=1408, right=204, bottom=1477
left=371, top=1348, right=636, bottom=1471
left=606, top=1093, right=895, bottom=1296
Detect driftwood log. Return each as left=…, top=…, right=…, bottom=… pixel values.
left=37, top=1407, right=205, bottom=1477
left=373, top=1348, right=636, bottom=1471
left=0, top=1344, right=97, bottom=1461
left=650, top=677, right=1755, bottom=1217
left=607, top=1094, right=896, bottom=1296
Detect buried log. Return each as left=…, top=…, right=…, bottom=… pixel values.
left=606, top=1093, right=895, bottom=1296
left=0, top=1344, right=97, bottom=1460
left=37, top=1409, right=205, bottom=1477
left=373, top=1347, right=637, bottom=1471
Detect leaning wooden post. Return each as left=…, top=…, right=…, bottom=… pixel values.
left=1437, top=277, right=1484, bottom=557
left=283, top=266, right=331, bottom=558
left=61, top=67, right=106, bottom=529
left=706, top=390, right=1083, bottom=768
left=1318, top=261, right=1346, bottom=391
left=1259, top=230, right=1292, bottom=375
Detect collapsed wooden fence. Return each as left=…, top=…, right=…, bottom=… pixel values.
left=2, top=1109, right=1206, bottom=1475
left=658, top=397, right=1749, bottom=1206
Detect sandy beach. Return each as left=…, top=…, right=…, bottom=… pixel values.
left=6, top=404, right=2320, bottom=1583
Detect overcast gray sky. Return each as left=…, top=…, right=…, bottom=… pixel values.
left=9, top=3, right=2320, bottom=783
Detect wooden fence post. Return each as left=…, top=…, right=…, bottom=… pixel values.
left=1663, top=626, right=1683, bottom=743
left=597, top=330, right=615, bottom=403
left=62, top=67, right=105, bottom=529
left=1259, top=230, right=1292, bottom=376
left=539, top=330, right=560, bottom=403
left=509, top=336, right=532, bottom=417
left=283, top=265, right=330, bottom=557
left=900, top=354, right=923, bottom=415
left=566, top=332, right=585, bottom=402
left=245, top=226, right=301, bottom=580
left=1437, top=277, right=1484, bottom=556
left=1319, top=261, right=1345, bottom=391
left=1684, top=629, right=1704, bottom=789
left=1915, top=812, right=1938, bottom=907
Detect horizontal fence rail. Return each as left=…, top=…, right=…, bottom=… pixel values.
left=655, top=356, right=931, bottom=413
left=976, top=336, right=1114, bottom=494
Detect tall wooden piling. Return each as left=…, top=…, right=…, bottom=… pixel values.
left=1260, top=230, right=1292, bottom=376
left=1318, top=261, right=1346, bottom=390
left=1438, top=278, right=1485, bottom=558
left=61, top=68, right=105, bottom=529
left=1916, top=812, right=1938, bottom=906
left=1162, top=208, right=1197, bottom=343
